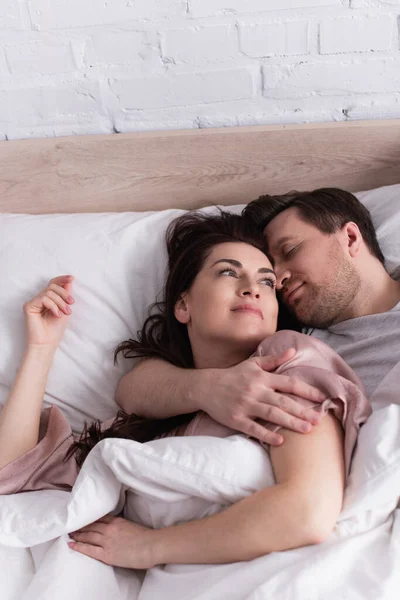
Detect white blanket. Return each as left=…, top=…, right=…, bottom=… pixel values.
left=1, top=367, right=400, bottom=600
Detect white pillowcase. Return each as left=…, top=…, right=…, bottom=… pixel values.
left=0, top=184, right=399, bottom=432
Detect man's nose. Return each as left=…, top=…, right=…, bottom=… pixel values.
left=276, top=269, right=291, bottom=291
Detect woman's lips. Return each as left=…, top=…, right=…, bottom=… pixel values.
left=232, top=305, right=263, bottom=319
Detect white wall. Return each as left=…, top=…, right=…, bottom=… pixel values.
left=1, top=1, right=400, bottom=140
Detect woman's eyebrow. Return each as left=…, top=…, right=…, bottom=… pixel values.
left=211, top=259, right=275, bottom=276
left=211, top=258, right=242, bottom=268
left=258, top=268, right=276, bottom=276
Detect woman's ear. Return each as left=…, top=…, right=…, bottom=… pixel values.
left=174, top=294, right=191, bottom=324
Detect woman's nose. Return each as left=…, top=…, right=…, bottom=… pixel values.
left=239, top=283, right=260, bottom=299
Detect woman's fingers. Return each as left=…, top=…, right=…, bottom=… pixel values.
left=68, top=541, right=104, bottom=561
left=41, top=296, right=63, bottom=318
left=46, top=290, right=72, bottom=315
left=69, top=531, right=103, bottom=547
left=48, top=282, right=75, bottom=305
left=50, top=275, right=74, bottom=285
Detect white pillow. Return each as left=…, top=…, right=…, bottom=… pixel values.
left=0, top=184, right=399, bottom=432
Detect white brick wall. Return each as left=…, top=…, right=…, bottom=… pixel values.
left=0, top=0, right=400, bottom=139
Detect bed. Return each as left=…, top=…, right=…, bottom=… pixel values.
left=0, top=120, right=400, bottom=600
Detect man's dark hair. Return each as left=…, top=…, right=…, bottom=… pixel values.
left=242, top=188, right=385, bottom=265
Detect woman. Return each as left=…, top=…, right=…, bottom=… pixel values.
left=0, top=211, right=370, bottom=568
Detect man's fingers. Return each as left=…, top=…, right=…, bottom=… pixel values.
left=240, top=419, right=284, bottom=446
left=259, top=393, right=322, bottom=425
left=258, top=404, right=314, bottom=432
left=256, top=348, right=296, bottom=373
left=268, top=373, right=326, bottom=402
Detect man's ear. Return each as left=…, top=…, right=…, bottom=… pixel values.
left=343, top=221, right=362, bottom=257
left=174, top=295, right=190, bottom=324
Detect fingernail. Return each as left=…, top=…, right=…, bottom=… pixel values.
left=302, top=422, right=312, bottom=433
left=274, top=436, right=284, bottom=445
left=65, top=306, right=72, bottom=314
left=67, top=295, right=74, bottom=303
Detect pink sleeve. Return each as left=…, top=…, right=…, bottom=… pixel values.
left=0, top=405, right=80, bottom=494
left=255, top=331, right=372, bottom=476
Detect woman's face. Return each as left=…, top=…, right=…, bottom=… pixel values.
left=174, top=242, right=279, bottom=367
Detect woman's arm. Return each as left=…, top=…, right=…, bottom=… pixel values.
left=0, top=275, right=74, bottom=470
left=0, top=345, right=56, bottom=469
left=116, top=353, right=326, bottom=446
left=150, top=414, right=345, bottom=565
left=69, top=413, right=345, bottom=568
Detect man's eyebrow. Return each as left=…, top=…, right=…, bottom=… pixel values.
left=211, top=258, right=275, bottom=275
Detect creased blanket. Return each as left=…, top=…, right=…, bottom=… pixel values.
left=0, top=334, right=399, bottom=600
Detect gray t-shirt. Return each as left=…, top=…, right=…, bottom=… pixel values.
left=306, top=301, right=400, bottom=398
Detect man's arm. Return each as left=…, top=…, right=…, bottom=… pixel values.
left=116, top=358, right=201, bottom=418
left=116, top=353, right=327, bottom=446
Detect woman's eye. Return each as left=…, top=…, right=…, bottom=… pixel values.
left=219, top=268, right=237, bottom=277
left=260, top=278, right=276, bottom=288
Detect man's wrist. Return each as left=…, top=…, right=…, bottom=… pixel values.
left=187, top=368, right=214, bottom=413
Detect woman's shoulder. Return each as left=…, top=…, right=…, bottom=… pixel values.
left=255, top=330, right=316, bottom=356
left=255, top=330, right=365, bottom=390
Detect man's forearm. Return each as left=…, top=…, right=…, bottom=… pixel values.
left=116, top=359, right=208, bottom=418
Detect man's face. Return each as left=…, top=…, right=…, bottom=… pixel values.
left=264, top=207, right=360, bottom=328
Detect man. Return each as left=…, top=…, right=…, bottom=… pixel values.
left=115, top=187, right=400, bottom=444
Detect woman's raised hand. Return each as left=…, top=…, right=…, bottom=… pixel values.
left=23, top=275, right=75, bottom=348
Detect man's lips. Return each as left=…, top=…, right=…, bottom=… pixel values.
left=285, top=284, right=304, bottom=305
left=232, top=305, right=263, bottom=319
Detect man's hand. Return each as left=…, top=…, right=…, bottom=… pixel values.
left=194, top=348, right=326, bottom=445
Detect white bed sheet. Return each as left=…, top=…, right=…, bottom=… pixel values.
left=1, top=362, right=399, bottom=600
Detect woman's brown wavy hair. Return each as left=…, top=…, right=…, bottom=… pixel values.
left=65, top=210, right=300, bottom=468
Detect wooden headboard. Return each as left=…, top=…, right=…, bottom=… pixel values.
left=1, top=119, right=400, bottom=214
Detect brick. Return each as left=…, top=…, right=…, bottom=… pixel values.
left=262, top=59, right=400, bottom=98
left=5, top=41, right=76, bottom=75
left=5, top=117, right=113, bottom=140
left=190, top=0, right=341, bottom=18
left=240, top=21, right=309, bottom=57
left=0, top=81, right=101, bottom=123
left=162, top=26, right=238, bottom=64
left=28, top=0, right=186, bottom=29
left=350, top=1, right=400, bottom=7
left=111, top=68, right=258, bottom=109
left=0, top=0, right=23, bottom=29
left=320, top=16, right=393, bottom=54
left=84, top=31, right=156, bottom=67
